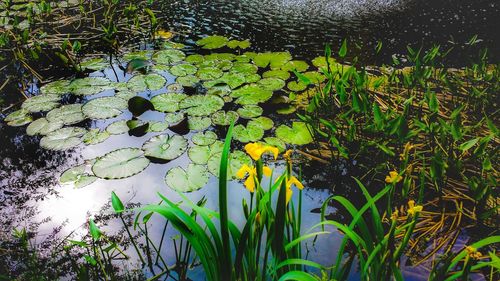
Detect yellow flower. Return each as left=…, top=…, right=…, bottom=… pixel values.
left=283, top=149, right=293, bottom=161
left=465, top=246, right=482, bottom=259
left=244, top=143, right=279, bottom=161
left=390, top=209, right=399, bottom=221
left=385, top=171, right=402, bottom=184
left=399, top=142, right=415, bottom=160
left=285, top=176, right=304, bottom=204
left=236, top=164, right=272, bottom=193
left=407, top=200, right=423, bottom=216
left=155, top=30, right=174, bottom=40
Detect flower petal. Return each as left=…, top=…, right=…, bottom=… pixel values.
left=263, top=166, right=272, bottom=177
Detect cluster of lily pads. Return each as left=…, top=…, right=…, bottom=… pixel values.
left=4, top=35, right=329, bottom=192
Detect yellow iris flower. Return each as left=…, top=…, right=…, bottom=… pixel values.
left=465, top=246, right=482, bottom=259
left=407, top=200, right=423, bottom=216
left=244, top=143, right=279, bottom=161
left=236, top=164, right=272, bottom=193
left=385, top=170, right=402, bottom=184
left=285, top=176, right=304, bottom=204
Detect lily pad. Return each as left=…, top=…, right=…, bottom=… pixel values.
left=179, top=95, right=224, bottom=116
left=169, top=63, right=197, bottom=76
left=196, top=35, right=229, bottom=49
left=276, top=122, right=313, bottom=145
left=83, top=128, right=110, bottom=145
left=128, top=96, right=154, bottom=117
left=185, top=54, right=204, bottom=64
left=142, top=134, right=188, bottom=162
left=115, top=90, right=137, bottom=100
left=264, top=137, right=286, bottom=152
left=237, top=105, right=263, bottom=119
left=263, top=69, right=290, bottom=80
left=231, top=84, right=273, bottom=105
left=248, top=116, right=274, bottom=130
left=231, top=62, right=258, bottom=74
left=80, top=58, right=108, bottom=71
left=5, top=109, right=32, bottom=127
left=188, top=145, right=211, bottom=165
left=22, top=94, right=60, bottom=113
left=40, top=80, right=71, bottom=95
left=257, top=77, right=286, bottom=91
left=165, top=164, right=209, bottom=192
left=127, top=119, right=150, bottom=137
left=207, top=150, right=252, bottom=179
left=233, top=124, right=264, bottom=143
left=127, top=73, right=167, bottom=92
left=211, top=110, right=239, bottom=126
left=151, top=93, right=187, bottom=113
left=82, top=97, right=127, bottom=119
left=204, top=53, right=236, bottom=61
left=92, top=148, right=150, bottom=179
left=148, top=121, right=170, bottom=132
left=287, top=80, right=308, bottom=91
left=227, top=39, right=251, bottom=49
left=197, top=67, right=223, bottom=80
left=60, top=164, right=97, bottom=188
left=188, top=116, right=211, bottom=131
left=70, top=77, right=114, bottom=96
left=253, top=52, right=292, bottom=69
left=192, top=131, right=217, bottom=146
left=165, top=112, right=185, bottom=126
left=123, top=50, right=152, bottom=61
left=311, top=56, right=336, bottom=69
left=106, top=120, right=129, bottom=135
left=167, top=83, right=184, bottom=92
left=26, top=118, right=63, bottom=136
left=204, top=72, right=246, bottom=89
left=153, top=49, right=186, bottom=65
left=40, top=127, right=87, bottom=151
left=303, top=71, right=326, bottom=84
left=245, top=73, right=261, bottom=83
left=176, top=75, right=200, bottom=87
left=281, top=60, right=309, bottom=72
left=46, top=104, right=85, bottom=125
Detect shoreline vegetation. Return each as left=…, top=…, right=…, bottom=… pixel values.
left=0, top=1, right=498, bottom=280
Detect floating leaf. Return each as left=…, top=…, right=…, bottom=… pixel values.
left=233, top=124, right=264, bottom=143
left=80, top=58, right=108, bottom=71
left=207, top=150, right=251, bottom=179
left=276, top=105, right=296, bottom=115
left=126, top=58, right=150, bottom=73
left=83, top=129, right=110, bottom=145
left=165, top=164, right=209, bottom=192
left=70, top=77, right=114, bottom=96
left=165, top=112, right=185, bottom=126
left=188, top=116, right=211, bottom=131
left=264, top=137, right=286, bottom=152
left=185, top=54, right=204, bottom=64
left=127, top=73, right=167, bottom=92
left=60, top=163, right=97, bottom=188
left=92, top=148, right=150, bottom=179
left=40, top=80, right=71, bottom=95
left=237, top=105, right=263, bottom=119
left=127, top=119, right=149, bottom=137
left=162, top=41, right=185, bottom=49
left=40, top=127, right=87, bottom=151
left=196, top=35, right=229, bottom=49
left=153, top=49, right=186, bottom=65
left=82, top=97, right=127, bottom=119
left=26, top=118, right=63, bottom=136
left=142, top=134, right=188, bottom=162
left=276, top=122, right=313, bottom=145
left=5, top=109, right=32, bottom=127
left=231, top=84, right=273, bottom=105
left=253, top=52, right=292, bottom=69
left=211, top=110, right=239, bottom=126
left=123, top=50, right=152, bottom=61
left=128, top=96, right=154, bottom=117
left=106, top=120, right=129, bottom=135
left=244, top=73, right=261, bottom=83
left=148, top=121, right=170, bottom=132
left=151, top=93, right=187, bottom=113
left=207, top=84, right=232, bottom=96
left=197, top=67, right=223, bottom=80
left=303, top=71, right=326, bottom=84
left=179, top=95, right=224, bottom=116
left=188, top=145, right=211, bottom=164
left=204, top=72, right=246, bottom=89
left=231, top=62, right=258, bottom=74
left=168, top=84, right=183, bottom=92
left=169, top=63, right=197, bottom=76
left=205, top=53, right=236, bottom=61
left=115, top=90, right=137, bottom=100
left=192, top=131, right=217, bottom=146
left=248, top=116, right=274, bottom=130
left=46, top=104, right=85, bottom=125
left=263, top=69, right=290, bottom=80
left=227, top=39, right=251, bottom=49
left=176, top=75, right=200, bottom=87
left=281, top=60, right=309, bottom=72
left=22, top=94, right=60, bottom=113
left=287, top=80, right=308, bottom=91
left=257, top=77, right=286, bottom=91
left=311, top=56, right=336, bottom=69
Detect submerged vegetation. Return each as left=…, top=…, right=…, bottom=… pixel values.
left=0, top=1, right=499, bottom=280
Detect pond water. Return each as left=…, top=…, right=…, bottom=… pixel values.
left=0, top=0, right=498, bottom=280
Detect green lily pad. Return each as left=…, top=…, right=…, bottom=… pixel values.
left=82, top=97, right=127, bottom=119
left=196, top=35, right=229, bottom=49
left=227, top=39, right=251, bottom=49
left=204, top=72, right=246, bottom=89
left=179, top=95, right=224, bottom=116
left=311, top=56, right=336, bottom=69
left=22, top=94, right=60, bottom=113
left=142, top=134, right=188, bottom=162
left=205, top=53, right=236, bottom=61
left=233, top=124, right=264, bottom=143
left=231, top=84, right=273, bottom=105
left=151, top=93, right=188, bottom=113
left=276, top=105, right=297, bottom=115
left=5, top=109, right=32, bottom=127
left=40, top=80, right=71, bottom=95
left=26, top=118, right=63, bottom=136
left=212, top=60, right=233, bottom=71
left=165, top=164, right=209, bottom=192
left=237, top=105, right=263, bottom=119
left=60, top=163, right=97, bottom=188
left=169, top=63, right=197, bottom=76
left=245, top=73, right=261, bottom=83
left=231, top=62, right=258, bottom=74
left=153, top=49, right=186, bottom=65
left=115, top=90, right=137, bottom=100
left=126, top=58, right=151, bottom=73
left=70, top=77, right=114, bottom=96
left=276, top=122, right=313, bottom=145
left=303, top=71, right=326, bottom=84
left=287, top=80, right=308, bottom=91
left=192, top=131, right=217, bottom=146
left=127, top=73, right=167, bottom=92
left=264, top=137, right=286, bottom=152
left=165, top=112, right=185, bottom=126
left=257, top=77, right=286, bottom=91
left=248, top=116, right=274, bottom=130
left=83, top=129, right=110, bottom=145
left=148, top=121, right=170, bottom=132
left=106, top=120, right=129, bottom=135
left=211, top=110, right=239, bottom=126
left=188, top=116, right=211, bottom=131
left=80, top=58, right=108, bottom=71
left=176, top=75, right=200, bottom=87
left=262, top=69, right=290, bottom=80
left=187, top=145, right=211, bottom=165
left=253, top=52, right=292, bottom=69
left=281, top=60, right=309, bottom=72
left=40, top=127, right=87, bottom=151
left=207, top=84, right=232, bottom=96
left=46, top=104, right=85, bottom=125
left=207, top=150, right=252, bottom=179
left=92, top=148, right=150, bottom=179
left=162, top=41, right=185, bottom=49
left=123, top=50, right=152, bottom=61
left=197, top=67, right=223, bottom=80
left=167, top=83, right=183, bottom=92
left=185, top=54, right=205, bottom=64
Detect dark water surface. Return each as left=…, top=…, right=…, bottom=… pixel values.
left=1, top=0, right=498, bottom=280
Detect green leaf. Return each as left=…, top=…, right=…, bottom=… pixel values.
left=188, top=141, right=223, bottom=165
left=111, top=191, right=124, bottom=213
left=176, top=75, right=200, bottom=87
left=276, top=122, right=313, bottom=145
left=197, top=66, right=224, bottom=80
left=231, top=84, right=273, bottom=105
left=248, top=116, right=274, bottom=130
left=46, top=104, right=85, bottom=125
left=40, top=127, right=87, bottom=151
left=257, top=77, right=286, bottom=91
left=88, top=219, right=101, bottom=240
left=106, top=120, right=129, bottom=135
left=281, top=60, right=309, bottom=72
left=233, top=124, right=264, bottom=143
left=82, top=97, right=127, bottom=119
left=263, top=137, right=287, bottom=152
left=153, top=49, right=186, bottom=64
left=339, top=39, right=348, bottom=58
left=459, top=138, right=479, bottom=152
left=165, top=164, right=209, bottom=192
left=82, top=128, right=110, bottom=145
left=253, top=52, right=292, bottom=68
left=151, top=93, right=188, bottom=113
left=179, top=95, right=225, bottom=116
left=80, top=58, right=108, bottom=71
left=287, top=80, right=308, bottom=91
left=192, top=131, right=218, bottom=146
left=26, top=118, right=63, bottom=136
left=237, top=105, right=263, bottom=119
left=208, top=150, right=251, bottom=179
left=142, top=134, right=188, bottom=162
left=211, top=110, right=239, bottom=126
left=22, top=94, right=60, bottom=113
left=40, top=80, right=71, bottom=95
left=196, top=35, right=229, bottom=49
left=127, top=73, right=167, bottom=92
left=188, top=116, right=212, bottom=131
left=262, top=69, right=290, bottom=80
left=60, top=162, right=97, bottom=189
left=226, top=39, right=251, bottom=49
left=231, top=62, right=258, bottom=75
left=69, top=77, right=114, bottom=96
left=92, top=148, right=150, bottom=179
left=169, top=63, right=197, bottom=76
